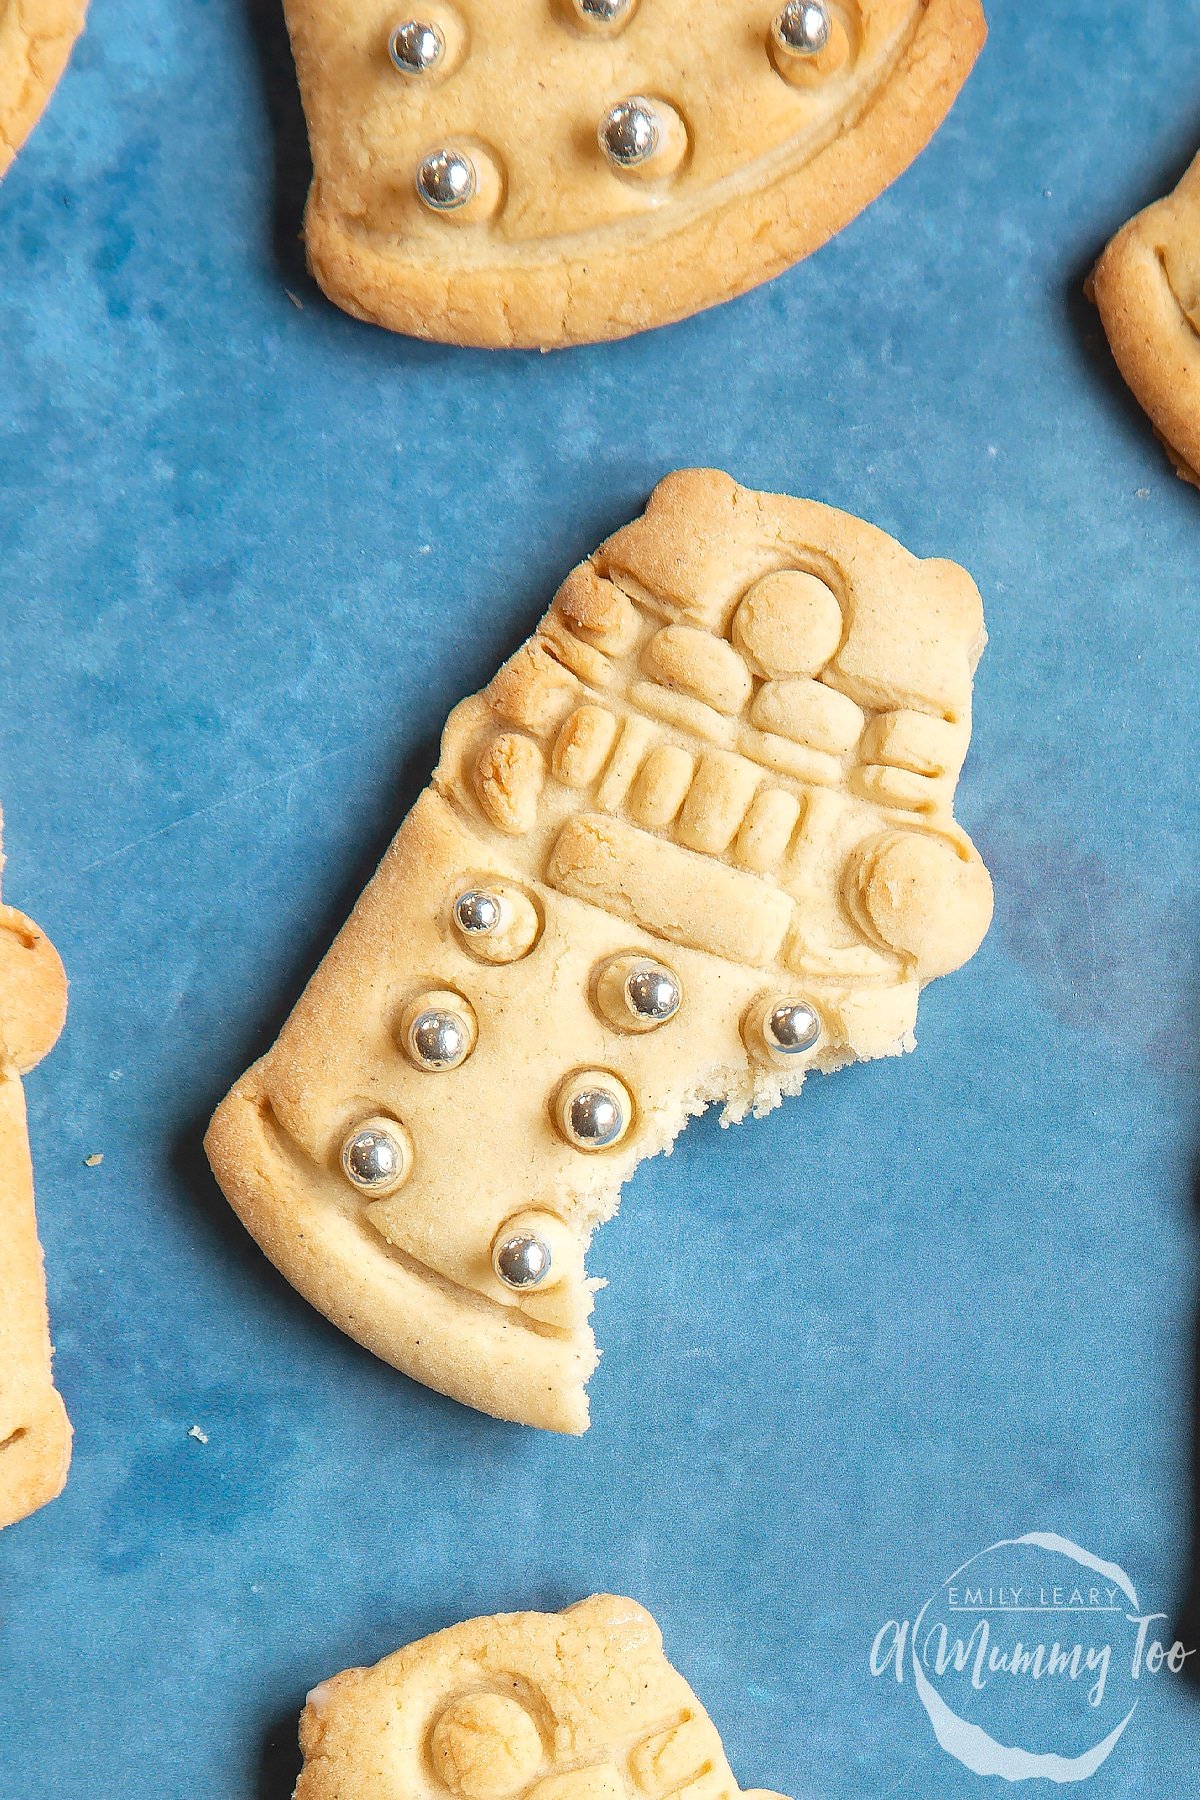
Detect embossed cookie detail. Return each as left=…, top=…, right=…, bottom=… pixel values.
left=293, top=1595, right=793, bottom=1800
left=284, top=0, right=987, bottom=346
left=205, top=470, right=993, bottom=1433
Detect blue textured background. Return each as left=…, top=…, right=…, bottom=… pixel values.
left=2, top=1, right=1200, bottom=1793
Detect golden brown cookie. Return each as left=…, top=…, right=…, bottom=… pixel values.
left=1091, top=147, right=1200, bottom=487
left=295, top=1594, right=791, bottom=1800
left=0, top=812, right=71, bottom=1531
left=206, top=470, right=992, bottom=1434
left=0, top=0, right=88, bottom=181
left=287, top=0, right=987, bottom=348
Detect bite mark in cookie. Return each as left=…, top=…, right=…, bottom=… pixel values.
left=293, top=1594, right=793, bottom=1800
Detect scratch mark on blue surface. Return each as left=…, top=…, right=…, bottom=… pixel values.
left=74, top=745, right=355, bottom=875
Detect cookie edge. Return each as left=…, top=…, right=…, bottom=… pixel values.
left=0, top=0, right=89, bottom=181
left=204, top=1072, right=596, bottom=1435
left=1091, top=182, right=1200, bottom=486
left=300, top=0, right=987, bottom=348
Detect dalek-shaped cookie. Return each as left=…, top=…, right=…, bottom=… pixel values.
left=286, top=0, right=987, bottom=346
left=207, top=470, right=993, bottom=1433
left=0, top=810, right=71, bottom=1529
left=295, top=1594, right=790, bottom=1800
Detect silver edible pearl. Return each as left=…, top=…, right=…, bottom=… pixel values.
left=389, top=19, right=445, bottom=75
left=342, top=1125, right=406, bottom=1190
left=407, top=1008, right=470, bottom=1071
left=599, top=97, right=661, bottom=169
left=765, top=999, right=822, bottom=1055
left=571, top=0, right=633, bottom=27
left=772, top=0, right=831, bottom=56
left=625, top=964, right=680, bottom=1025
left=564, top=1086, right=626, bottom=1149
left=416, top=148, right=477, bottom=212
left=494, top=1231, right=553, bottom=1290
left=454, top=889, right=503, bottom=935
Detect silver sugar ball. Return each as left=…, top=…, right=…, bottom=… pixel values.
left=765, top=999, right=822, bottom=1055
left=342, top=1124, right=406, bottom=1190
left=564, top=1085, right=627, bottom=1149
left=389, top=19, right=445, bottom=74
left=407, top=1008, right=470, bottom=1071
left=416, top=148, right=477, bottom=211
left=494, top=1231, right=553, bottom=1290
left=571, top=0, right=632, bottom=25
left=598, top=97, right=661, bottom=169
left=772, top=0, right=832, bottom=56
left=625, top=964, right=681, bottom=1024
left=454, top=888, right=503, bottom=935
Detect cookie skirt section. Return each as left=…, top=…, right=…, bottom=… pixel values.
left=1091, top=203, right=1200, bottom=487
left=0, top=1062, right=71, bottom=1531
left=0, top=0, right=89, bottom=181
left=301, top=0, right=986, bottom=348
left=204, top=1079, right=597, bottom=1435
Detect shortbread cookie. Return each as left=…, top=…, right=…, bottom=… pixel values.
left=0, top=812, right=71, bottom=1530
left=0, top=0, right=88, bottom=181
left=206, top=470, right=992, bottom=1433
left=288, top=0, right=987, bottom=348
left=1091, top=147, right=1200, bottom=486
left=295, top=1594, right=790, bottom=1800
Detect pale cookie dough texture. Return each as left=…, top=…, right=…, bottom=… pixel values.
left=1091, top=146, right=1200, bottom=487
left=294, top=1595, right=791, bottom=1800
left=0, top=808, right=71, bottom=1530
left=0, top=0, right=88, bottom=181
left=287, top=0, right=987, bottom=347
left=206, top=470, right=993, bottom=1434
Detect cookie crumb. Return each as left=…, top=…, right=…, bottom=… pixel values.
left=1135, top=487, right=1150, bottom=499
left=188, top=1425, right=209, bottom=1445
left=84, top=1152, right=103, bottom=1167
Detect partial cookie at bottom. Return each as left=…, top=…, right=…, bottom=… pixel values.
left=294, top=1595, right=791, bottom=1800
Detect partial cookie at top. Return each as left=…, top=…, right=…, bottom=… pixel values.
left=294, top=1594, right=791, bottom=1800
left=0, top=810, right=71, bottom=1531
left=1090, top=144, right=1200, bottom=487
left=206, top=469, right=992, bottom=1435
left=0, top=0, right=88, bottom=181
left=286, top=0, right=987, bottom=347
